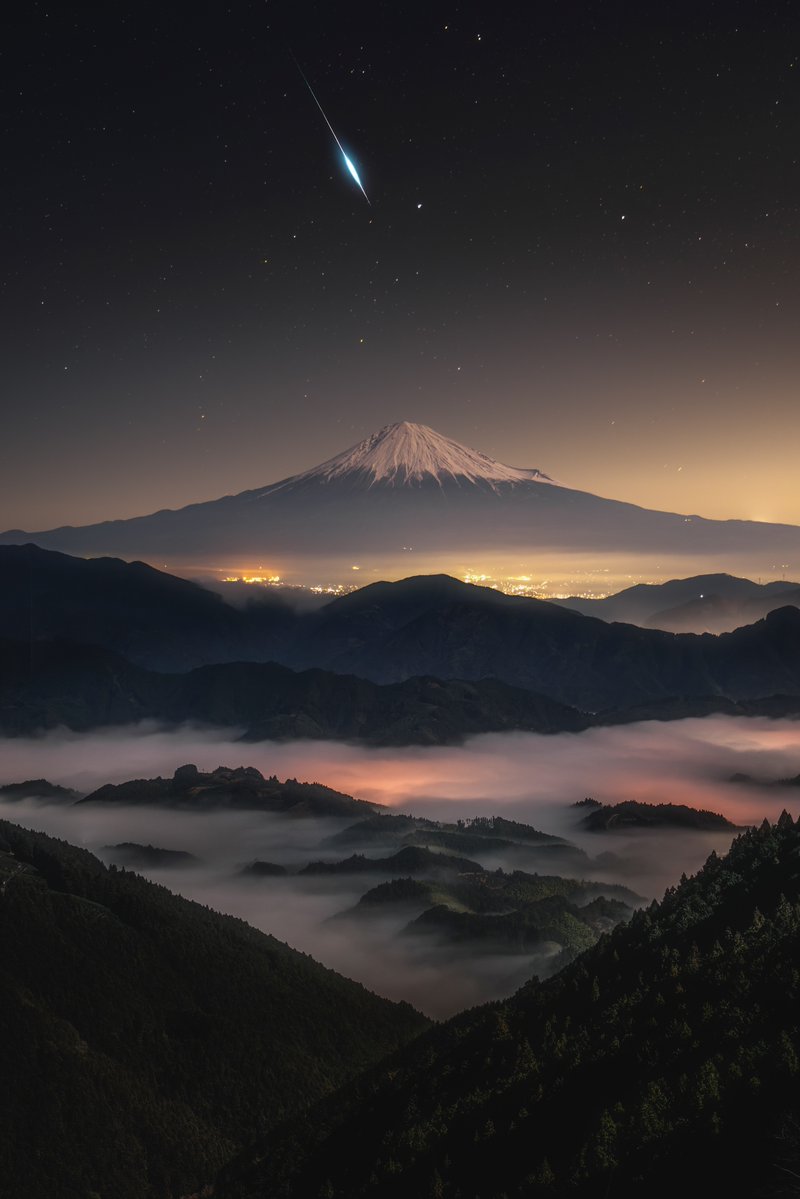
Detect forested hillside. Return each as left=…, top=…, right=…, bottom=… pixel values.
left=219, top=813, right=800, bottom=1198
left=0, top=821, right=426, bottom=1199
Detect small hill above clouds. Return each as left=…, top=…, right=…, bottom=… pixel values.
left=78, top=763, right=380, bottom=817
left=100, top=842, right=201, bottom=868
left=0, top=777, right=80, bottom=801
left=577, top=799, right=741, bottom=832
left=299, top=845, right=484, bottom=877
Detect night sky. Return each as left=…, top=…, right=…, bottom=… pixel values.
left=3, top=1, right=799, bottom=532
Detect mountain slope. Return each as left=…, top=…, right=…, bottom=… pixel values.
left=0, top=541, right=290, bottom=670
left=4, top=606, right=800, bottom=740
left=4, top=422, right=800, bottom=563
left=0, top=821, right=426, bottom=1199
left=551, top=572, right=800, bottom=633
left=284, top=578, right=800, bottom=711
left=4, top=551, right=800, bottom=720
left=217, top=812, right=800, bottom=1199
left=0, top=636, right=590, bottom=742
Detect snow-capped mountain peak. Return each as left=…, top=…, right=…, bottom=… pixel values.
left=284, top=421, right=556, bottom=490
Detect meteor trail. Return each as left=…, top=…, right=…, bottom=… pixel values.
left=291, top=54, right=371, bottom=205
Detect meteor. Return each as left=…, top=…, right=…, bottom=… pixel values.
left=292, top=55, right=371, bottom=205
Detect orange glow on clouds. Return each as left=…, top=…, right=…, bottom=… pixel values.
left=3, top=717, right=797, bottom=830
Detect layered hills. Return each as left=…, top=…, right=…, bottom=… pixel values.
left=0, top=636, right=588, bottom=742
left=553, top=571, right=800, bottom=633
left=217, top=812, right=800, bottom=1199
left=3, top=546, right=800, bottom=737
left=1, top=761, right=779, bottom=1197
left=341, top=870, right=637, bottom=960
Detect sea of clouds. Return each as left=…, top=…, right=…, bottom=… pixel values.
left=1, top=716, right=798, bottom=1016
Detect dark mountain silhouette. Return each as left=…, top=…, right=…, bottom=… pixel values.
left=299, top=845, right=483, bottom=877
left=321, top=812, right=586, bottom=876
left=403, top=891, right=632, bottom=955
left=552, top=571, right=800, bottom=633
left=4, top=611, right=800, bottom=742
left=0, top=777, right=79, bottom=801
left=4, top=548, right=800, bottom=728
left=0, top=636, right=589, bottom=743
left=237, top=860, right=289, bottom=878
left=78, top=763, right=379, bottom=817
left=578, top=799, right=740, bottom=832
left=339, top=868, right=639, bottom=958
left=100, top=842, right=201, bottom=868
left=0, top=542, right=289, bottom=670
left=282, top=580, right=800, bottom=711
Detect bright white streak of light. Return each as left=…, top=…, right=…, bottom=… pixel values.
left=344, top=153, right=366, bottom=193
left=294, top=57, right=371, bottom=205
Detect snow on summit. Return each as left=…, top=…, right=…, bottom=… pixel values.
left=290, top=422, right=556, bottom=490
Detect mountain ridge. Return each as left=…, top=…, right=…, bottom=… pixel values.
left=0, top=635, right=591, bottom=743
left=4, top=548, right=800, bottom=723
left=3, top=422, right=800, bottom=564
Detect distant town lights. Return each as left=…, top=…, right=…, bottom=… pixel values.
left=223, top=574, right=282, bottom=584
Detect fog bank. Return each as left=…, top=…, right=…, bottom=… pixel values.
left=2, top=716, right=798, bottom=1016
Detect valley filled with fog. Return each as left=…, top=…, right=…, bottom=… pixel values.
left=3, top=716, right=799, bottom=1017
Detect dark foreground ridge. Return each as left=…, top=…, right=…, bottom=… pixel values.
left=217, top=812, right=800, bottom=1199
left=0, top=821, right=426, bottom=1199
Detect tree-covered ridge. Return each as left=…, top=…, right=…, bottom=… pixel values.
left=218, top=812, right=800, bottom=1199
left=0, top=777, right=80, bottom=801
left=6, top=548, right=800, bottom=714
left=78, top=762, right=379, bottom=817
left=101, top=841, right=201, bottom=868
left=323, top=811, right=583, bottom=870
left=300, top=845, right=483, bottom=876
left=0, top=820, right=427, bottom=1199
left=343, top=867, right=639, bottom=958
left=579, top=798, right=740, bottom=831
left=0, top=636, right=589, bottom=745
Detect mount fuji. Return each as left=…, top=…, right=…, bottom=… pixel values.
left=4, top=421, right=800, bottom=572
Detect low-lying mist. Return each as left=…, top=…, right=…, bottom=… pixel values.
left=2, top=716, right=799, bottom=1017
